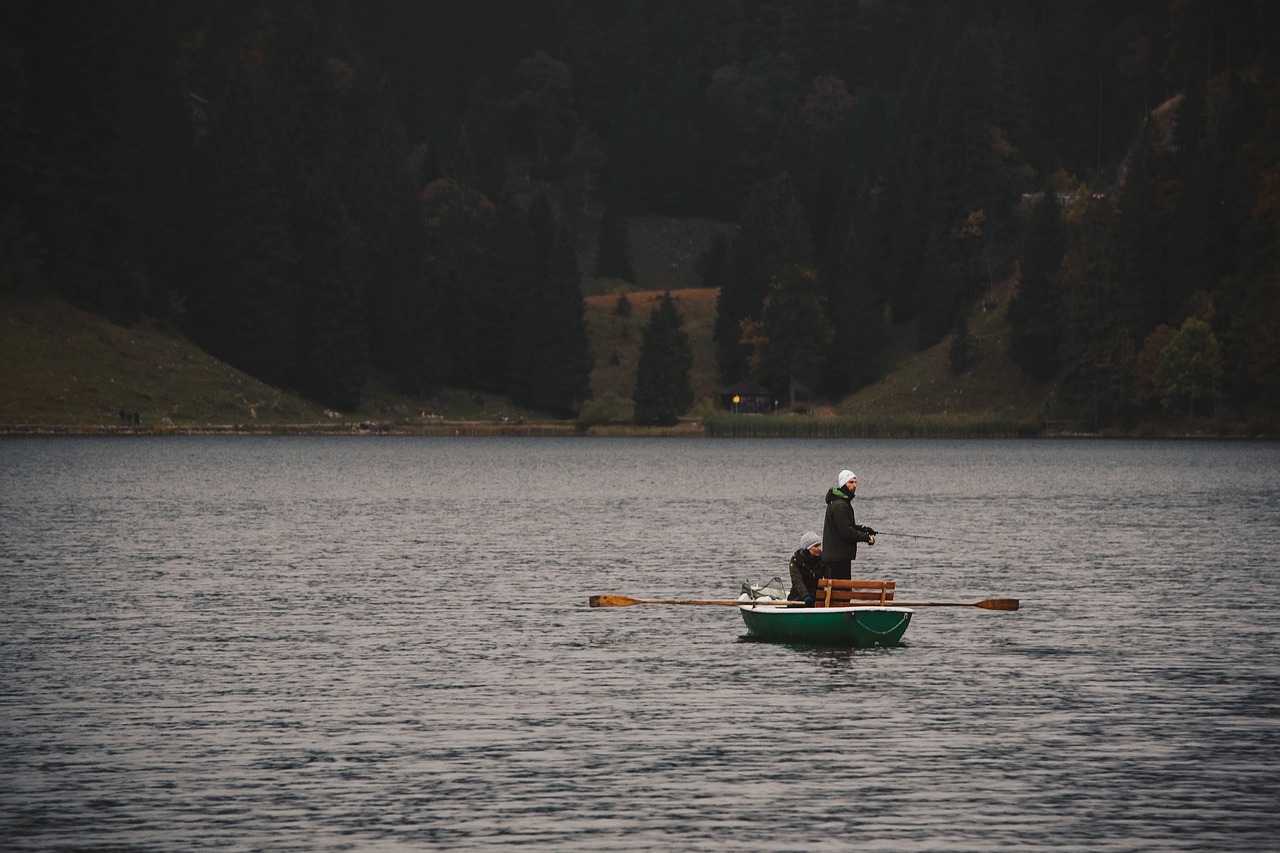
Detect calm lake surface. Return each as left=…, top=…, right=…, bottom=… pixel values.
left=1, top=436, right=1277, bottom=851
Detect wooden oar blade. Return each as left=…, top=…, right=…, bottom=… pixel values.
left=977, top=598, right=1019, bottom=611
left=589, top=594, right=640, bottom=607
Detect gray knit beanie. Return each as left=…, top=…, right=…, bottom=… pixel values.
left=800, top=531, right=822, bottom=551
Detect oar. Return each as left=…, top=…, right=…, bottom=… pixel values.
left=589, top=595, right=799, bottom=608
left=589, top=595, right=1019, bottom=611
left=892, top=598, right=1019, bottom=611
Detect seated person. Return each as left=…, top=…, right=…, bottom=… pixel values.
left=787, top=531, right=825, bottom=606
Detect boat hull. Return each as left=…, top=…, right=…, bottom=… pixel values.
left=739, top=605, right=913, bottom=647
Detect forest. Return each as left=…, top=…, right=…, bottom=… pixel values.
left=3, top=0, right=1278, bottom=427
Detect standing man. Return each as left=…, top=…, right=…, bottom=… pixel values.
left=822, top=469, right=876, bottom=581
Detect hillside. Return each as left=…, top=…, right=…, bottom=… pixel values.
left=584, top=287, right=720, bottom=415
left=0, top=220, right=1238, bottom=436
left=0, top=268, right=1058, bottom=433
left=838, top=275, right=1053, bottom=425
left=0, top=295, right=323, bottom=429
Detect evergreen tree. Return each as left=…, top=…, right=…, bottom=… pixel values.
left=1113, top=115, right=1167, bottom=339
left=714, top=172, right=814, bottom=381
left=505, top=50, right=577, bottom=175
left=344, top=71, right=449, bottom=390
left=386, top=217, right=450, bottom=397
left=420, top=177, right=500, bottom=388
left=822, top=181, right=890, bottom=394
left=594, top=179, right=635, bottom=282
left=508, top=195, right=592, bottom=416
left=190, top=102, right=299, bottom=388
left=451, top=76, right=508, bottom=202
left=916, top=22, right=1020, bottom=347
left=696, top=232, right=730, bottom=291
left=1056, top=199, right=1135, bottom=429
left=291, top=182, right=367, bottom=410
left=739, top=264, right=833, bottom=404
left=468, top=202, right=529, bottom=394
left=614, top=291, right=631, bottom=319
left=1009, top=191, right=1068, bottom=380
left=632, top=291, right=694, bottom=425
left=32, top=1, right=191, bottom=323
left=949, top=319, right=976, bottom=375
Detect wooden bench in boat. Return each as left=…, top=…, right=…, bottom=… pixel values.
left=815, top=579, right=895, bottom=607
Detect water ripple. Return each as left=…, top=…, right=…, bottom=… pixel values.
left=1, top=437, right=1277, bottom=850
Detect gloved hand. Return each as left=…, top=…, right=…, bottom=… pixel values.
left=864, top=526, right=877, bottom=536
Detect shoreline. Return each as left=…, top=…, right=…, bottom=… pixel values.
left=0, top=422, right=1272, bottom=439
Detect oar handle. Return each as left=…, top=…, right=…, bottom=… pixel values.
left=589, top=595, right=800, bottom=608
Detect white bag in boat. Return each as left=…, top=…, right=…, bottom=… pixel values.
left=739, top=577, right=786, bottom=601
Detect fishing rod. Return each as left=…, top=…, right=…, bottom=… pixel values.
left=877, top=530, right=988, bottom=545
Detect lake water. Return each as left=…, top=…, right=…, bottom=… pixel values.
left=1, top=436, right=1277, bottom=851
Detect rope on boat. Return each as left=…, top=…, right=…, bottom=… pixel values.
left=849, top=611, right=911, bottom=639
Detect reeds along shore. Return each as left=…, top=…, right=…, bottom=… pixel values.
left=702, top=414, right=1035, bottom=438
left=1, top=415, right=1267, bottom=439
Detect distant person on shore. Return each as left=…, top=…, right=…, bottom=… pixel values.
left=822, top=469, right=875, bottom=581
left=787, top=531, right=825, bottom=606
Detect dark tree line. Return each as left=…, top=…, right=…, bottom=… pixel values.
left=3, top=0, right=593, bottom=414
left=699, top=0, right=1280, bottom=425
left=3, top=0, right=1279, bottom=424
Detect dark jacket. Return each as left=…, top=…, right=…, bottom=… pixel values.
left=787, top=547, right=825, bottom=602
left=823, top=486, right=871, bottom=562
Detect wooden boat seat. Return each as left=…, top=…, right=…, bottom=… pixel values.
left=815, top=579, right=895, bottom=607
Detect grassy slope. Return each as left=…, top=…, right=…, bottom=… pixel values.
left=0, top=295, right=324, bottom=428
left=0, top=295, right=557, bottom=429
left=837, top=275, right=1052, bottom=426
left=584, top=288, right=720, bottom=413
left=0, top=216, right=1049, bottom=432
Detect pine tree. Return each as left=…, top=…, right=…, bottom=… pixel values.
left=508, top=195, right=592, bottom=416
left=696, top=232, right=730, bottom=291
left=1056, top=199, right=1135, bottom=428
left=1113, top=115, right=1167, bottom=339
left=420, top=177, right=500, bottom=388
left=740, top=265, right=833, bottom=404
left=453, top=77, right=508, bottom=202
left=1009, top=191, right=1067, bottom=380
left=190, top=103, right=299, bottom=388
left=714, top=172, right=814, bottom=381
left=292, top=184, right=367, bottom=410
left=916, top=22, right=1017, bottom=347
left=633, top=291, right=694, bottom=425
left=594, top=180, right=635, bottom=283
left=822, top=181, right=890, bottom=394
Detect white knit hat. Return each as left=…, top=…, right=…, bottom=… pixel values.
left=837, top=469, right=856, bottom=487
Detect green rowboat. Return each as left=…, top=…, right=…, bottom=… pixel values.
left=739, top=603, right=913, bottom=647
